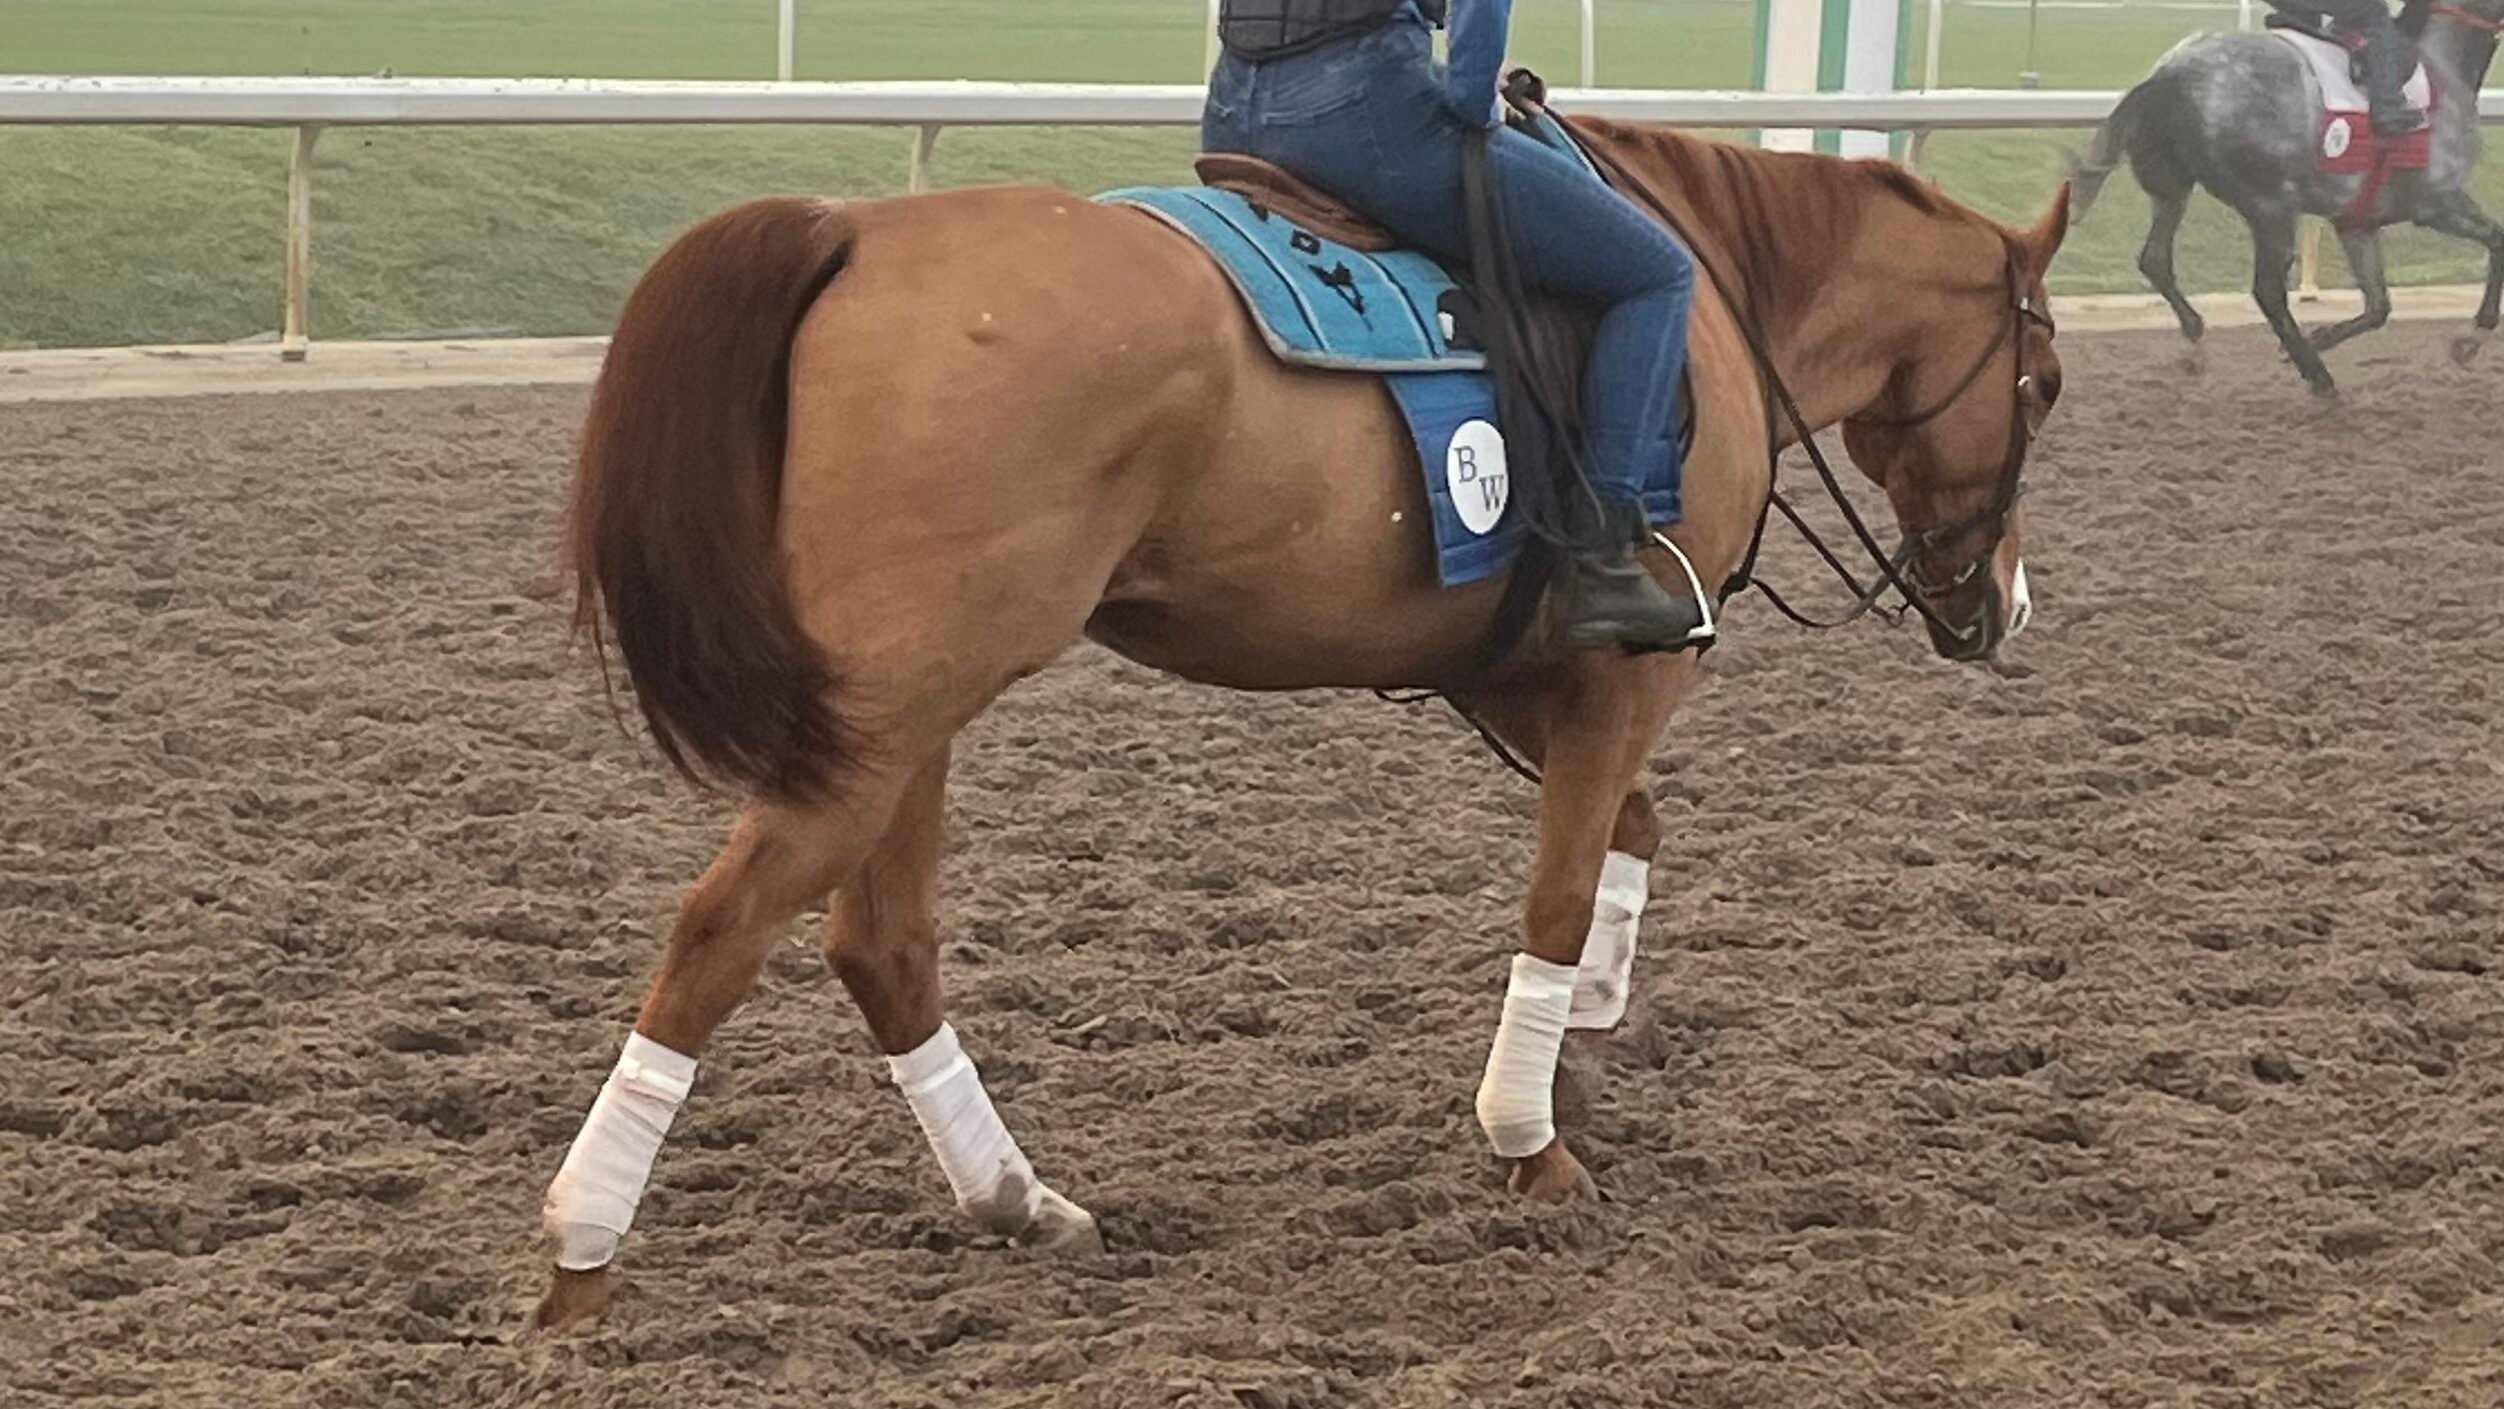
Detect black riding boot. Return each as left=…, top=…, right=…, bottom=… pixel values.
left=2356, top=16, right=2426, bottom=135
left=1560, top=502, right=1715, bottom=655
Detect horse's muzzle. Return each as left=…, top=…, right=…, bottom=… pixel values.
left=1924, top=561, right=2031, bottom=663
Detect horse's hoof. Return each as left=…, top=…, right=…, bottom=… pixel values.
left=531, top=1265, right=615, bottom=1333
left=1016, top=1186, right=1105, bottom=1257
left=2308, top=376, right=2340, bottom=401
left=1507, top=1140, right=1598, bottom=1205
left=2451, top=333, right=2487, bottom=366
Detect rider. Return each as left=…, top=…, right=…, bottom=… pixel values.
left=1204, top=0, right=1714, bottom=654
left=2283, top=0, right=2427, bottom=136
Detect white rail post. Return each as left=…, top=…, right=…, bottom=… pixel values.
left=2299, top=220, right=2324, bottom=301
left=1924, top=0, right=1946, bottom=89
left=908, top=123, right=941, bottom=193
left=282, top=124, right=319, bottom=362
left=2239, top=0, right=2256, bottom=29
left=1580, top=0, right=1597, bottom=88
left=778, top=0, right=796, bottom=81
left=1207, top=0, right=1222, bottom=73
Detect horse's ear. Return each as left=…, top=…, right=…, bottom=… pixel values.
left=2020, top=183, right=2073, bottom=273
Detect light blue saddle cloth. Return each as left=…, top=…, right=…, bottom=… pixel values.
left=1100, top=145, right=1672, bottom=587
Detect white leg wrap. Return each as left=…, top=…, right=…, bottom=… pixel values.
left=542, top=1032, right=697, bottom=1271
left=1475, top=954, right=1579, bottom=1159
left=1568, top=850, right=1648, bottom=1032
left=890, top=1022, right=1045, bottom=1233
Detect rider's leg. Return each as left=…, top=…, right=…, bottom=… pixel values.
left=1476, top=130, right=1711, bottom=652
left=1207, top=34, right=1710, bottom=652
left=2319, top=0, right=2423, bottom=135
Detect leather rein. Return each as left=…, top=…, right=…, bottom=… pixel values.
left=1531, top=95, right=2050, bottom=646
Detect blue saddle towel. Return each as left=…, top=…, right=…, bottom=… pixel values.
left=1099, top=183, right=1676, bottom=587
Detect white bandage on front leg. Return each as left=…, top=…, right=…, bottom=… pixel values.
left=1475, top=954, right=1580, bottom=1159
left=1568, top=850, right=1648, bottom=1032
left=542, top=1031, right=698, bottom=1271
left=890, top=1022, right=1048, bottom=1234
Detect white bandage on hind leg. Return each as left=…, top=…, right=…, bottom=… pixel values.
left=1569, top=850, right=1649, bottom=1032
left=1475, top=954, right=1580, bottom=1158
left=889, top=1022, right=1043, bottom=1232
left=543, top=1031, right=698, bottom=1270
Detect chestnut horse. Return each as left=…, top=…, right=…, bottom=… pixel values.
left=533, top=118, right=2072, bottom=1327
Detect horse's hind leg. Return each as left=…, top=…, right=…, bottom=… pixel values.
left=534, top=776, right=919, bottom=1330
left=2308, top=226, right=2393, bottom=355
left=1471, top=655, right=1697, bottom=1203
left=2139, top=187, right=2206, bottom=344
left=2240, top=198, right=2338, bottom=394
left=2411, top=190, right=2504, bottom=358
left=821, top=748, right=1099, bottom=1252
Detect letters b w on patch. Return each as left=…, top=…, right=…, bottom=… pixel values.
left=1445, top=419, right=1509, bottom=536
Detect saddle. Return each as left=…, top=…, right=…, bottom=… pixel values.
left=2262, top=9, right=2423, bottom=86
left=1194, top=154, right=1399, bottom=253
left=1193, top=152, right=1597, bottom=371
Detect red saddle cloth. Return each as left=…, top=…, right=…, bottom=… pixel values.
left=2273, top=28, right=2436, bottom=225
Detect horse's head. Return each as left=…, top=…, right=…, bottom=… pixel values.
left=1841, top=184, right=2069, bottom=664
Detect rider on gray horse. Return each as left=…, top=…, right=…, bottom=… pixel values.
left=2273, top=0, right=2428, bottom=135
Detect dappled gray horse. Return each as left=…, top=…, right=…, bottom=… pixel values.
left=2073, top=0, right=2504, bottom=392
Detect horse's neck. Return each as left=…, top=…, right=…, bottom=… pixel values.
left=1601, top=126, right=1992, bottom=439
left=1750, top=217, right=1985, bottom=442
left=2423, top=16, right=2500, bottom=96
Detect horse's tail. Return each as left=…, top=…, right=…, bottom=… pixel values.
left=567, top=196, right=856, bottom=802
left=2068, top=82, right=2151, bottom=220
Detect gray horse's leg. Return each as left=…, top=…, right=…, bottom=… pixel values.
left=2412, top=190, right=2504, bottom=332
left=2139, top=189, right=2206, bottom=343
left=2308, top=226, right=2392, bottom=353
left=2242, top=199, right=2337, bottom=394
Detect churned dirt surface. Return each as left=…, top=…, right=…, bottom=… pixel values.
left=3, top=321, right=2500, bottom=1409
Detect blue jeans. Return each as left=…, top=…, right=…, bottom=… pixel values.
left=1201, top=13, right=1695, bottom=516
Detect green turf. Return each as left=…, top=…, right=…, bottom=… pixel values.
left=2, top=0, right=2497, bottom=348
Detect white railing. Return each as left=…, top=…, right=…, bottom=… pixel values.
left=6, top=76, right=2498, bottom=357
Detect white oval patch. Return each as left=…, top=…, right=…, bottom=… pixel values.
left=2323, top=116, right=2353, bottom=160
left=1445, top=419, right=1510, bottom=536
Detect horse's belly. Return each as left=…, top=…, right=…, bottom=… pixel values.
left=1094, top=364, right=1515, bottom=690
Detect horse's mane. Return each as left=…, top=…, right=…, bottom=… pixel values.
left=2399, top=0, right=2433, bottom=39
left=1576, top=118, right=2000, bottom=335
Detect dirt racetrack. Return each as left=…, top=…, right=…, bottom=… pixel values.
left=3, top=319, right=2500, bottom=1409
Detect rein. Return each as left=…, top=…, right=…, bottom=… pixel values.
left=1531, top=96, right=2045, bottom=647
left=2432, top=3, right=2504, bottom=32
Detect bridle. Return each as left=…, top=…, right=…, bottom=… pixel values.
left=2430, top=3, right=2504, bottom=34
left=1538, top=98, right=2053, bottom=648
left=1835, top=249, right=2053, bottom=623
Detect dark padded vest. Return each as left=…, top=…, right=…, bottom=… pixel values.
left=1216, top=0, right=1446, bottom=61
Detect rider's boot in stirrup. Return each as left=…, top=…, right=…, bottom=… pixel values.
left=1560, top=502, right=1716, bottom=655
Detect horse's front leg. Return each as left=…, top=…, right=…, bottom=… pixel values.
left=1473, top=655, right=1695, bottom=1203
left=2411, top=190, right=2504, bottom=357
left=2238, top=198, right=2338, bottom=394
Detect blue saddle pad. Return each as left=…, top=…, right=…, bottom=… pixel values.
left=1098, top=182, right=1675, bottom=588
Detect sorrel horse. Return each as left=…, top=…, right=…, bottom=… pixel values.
left=532, top=116, right=2072, bottom=1328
